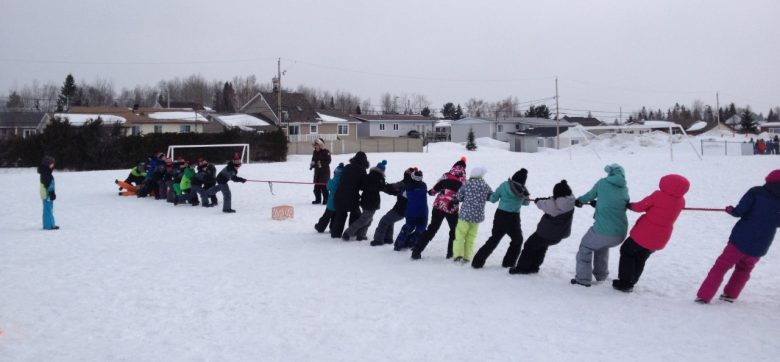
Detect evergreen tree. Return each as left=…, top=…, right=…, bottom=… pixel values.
left=441, top=102, right=456, bottom=119
left=320, top=101, right=326, bottom=110
left=524, top=104, right=551, bottom=119
left=329, top=97, right=335, bottom=109
left=355, top=105, right=362, bottom=115
left=454, top=104, right=464, bottom=120
left=57, top=74, right=78, bottom=111
left=768, top=108, right=778, bottom=122
left=222, top=82, right=236, bottom=113
left=6, top=91, right=23, bottom=109
left=421, top=106, right=431, bottom=117
left=466, top=128, right=477, bottom=151
left=740, top=108, right=757, bottom=133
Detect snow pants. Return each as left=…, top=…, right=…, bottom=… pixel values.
left=331, top=206, right=361, bottom=238
left=413, top=209, right=458, bottom=258
left=472, top=209, right=524, bottom=268
left=697, top=243, right=760, bottom=302
left=395, top=216, right=427, bottom=250
left=373, top=209, right=404, bottom=244
left=207, top=183, right=232, bottom=211
left=514, top=232, right=561, bottom=273
left=344, top=208, right=376, bottom=239
left=313, top=184, right=328, bottom=204
left=42, top=199, right=56, bottom=230
left=453, top=219, right=480, bottom=261
left=615, top=237, right=654, bottom=288
left=574, top=227, right=624, bottom=285
left=315, top=209, right=335, bottom=233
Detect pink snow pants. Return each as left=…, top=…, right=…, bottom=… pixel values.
left=697, top=243, right=760, bottom=302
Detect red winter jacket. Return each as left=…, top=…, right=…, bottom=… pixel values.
left=628, top=174, right=690, bottom=251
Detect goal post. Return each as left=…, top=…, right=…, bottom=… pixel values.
left=167, top=144, right=250, bottom=164
left=580, top=124, right=702, bottom=161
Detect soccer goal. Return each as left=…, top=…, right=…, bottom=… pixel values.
left=167, top=144, right=250, bottom=164
left=570, top=123, right=702, bottom=161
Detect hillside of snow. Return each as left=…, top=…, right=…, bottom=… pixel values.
left=1, top=137, right=779, bottom=361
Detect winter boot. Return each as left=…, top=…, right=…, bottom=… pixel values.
left=508, top=267, right=538, bottom=275
left=411, top=250, right=422, bottom=260
left=612, top=280, right=634, bottom=293
left=223, top=209, right=236, bottom=213
left=370, top=240, right=384, bottom=246
left=312, top=189, right=322, bottom=204
left=719, top=294, right=735, bottom=303
left=570, top=279, right=591, bottom=287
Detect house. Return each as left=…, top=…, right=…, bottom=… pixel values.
left=0, top=112, right=50, bottom=139
left=561, top=116, right=605, bottom=127
left=56, top=107, right=215, bottom=135
left=759, top=122, right=780, bottom=134
left=354, top=114, right=438, bottom=138
left=153, top=100, right=206, bottom=111
left=451, top=117, right=576, bottom=143
left=314, top=110, right=361, bottom=143
left=507, top=132, right=539, bottom=153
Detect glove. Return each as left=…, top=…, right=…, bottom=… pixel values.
left=309, top=161, right=315, bottom=170
left=428, top=189, right=436, bottom=196
left=589, top=200, right=597, bottom=208
left=725, top=205, right=734, bottom=214
left=626, top=202, right=632, bottom=209
left=575, top=200, right=583, bottom=208
left=238, top=177, right=247, bottom=183
left=49, top=191, right=56, bottom=201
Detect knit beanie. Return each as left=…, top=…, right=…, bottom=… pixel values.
left=376, top=160, right=387, bottom=172
left=453, top=156, right=467, bottom=169
left=470, top=165, right=487, bottom=178
left=411, top=169, right=424, bottom=182
left=334, top=162, right=345, bottom=175
left=511, top=168, right=528, bottom=185
left=553, top=180, right=573, bottom=198
left=232, top=153, right=242, bottom=166
left=766, top=169, right=780, bottom=184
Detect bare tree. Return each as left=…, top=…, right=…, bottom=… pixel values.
left=465, top=98, right=486, bottom=117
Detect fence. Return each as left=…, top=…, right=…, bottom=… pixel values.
left=288, top=138, right=423, bottom=155
left=700, top=140, right=753, bottom=156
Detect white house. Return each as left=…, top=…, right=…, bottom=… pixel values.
left=450, top=117, right=493, bottom=143
left=355, top=115, right=437, bottom=138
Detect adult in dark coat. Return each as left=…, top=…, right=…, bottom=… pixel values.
left=331, top=151, right=369, bottom=238
left=311, top=138, right=332, bottom=204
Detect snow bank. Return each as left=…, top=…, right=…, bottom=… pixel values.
left=475, top=136, right=509, bottom=150
left=687, top=121, right=707, bottom=131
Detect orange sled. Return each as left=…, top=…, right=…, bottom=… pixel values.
left=115, top=180, right=137, bottom=196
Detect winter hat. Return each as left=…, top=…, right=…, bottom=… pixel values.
left=165, top=158, right=173, bottom=166
left=197, top=157, right=205, bottom=164
left=470, top=165, right=487, bottom=178
left=453, top=156, right=467, bottom=169
left=232, top=153, right=242, bottom=166
left=350, top=151, right=369, bottom=168
left=375, top=160, right=387, bottom=172
left=411, top=169, right=424, bottom=182
left=512, top=168, right=528, bottom=185
left=313, top=138, right=325, bottom=147
left=604, top=163, right=625, bottom=177
left=766, top=169, right=780, bottom=184
left=334, top=162, right=345, bottom=175
left=553, top=180, right=573, bottom=198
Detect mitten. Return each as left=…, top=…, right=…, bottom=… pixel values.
left=575, top=200, right=583, bottom=208
left=589, top=200, right=597, bottom=208
left=428, top=189, right=436, bottom=196
left=49, top=191, right=56, bottom=201
left=626, top=202, right=632, bottom=209
left=238, top=177, right=247, bottom=183
left=725, top=205, right=734, bottom=214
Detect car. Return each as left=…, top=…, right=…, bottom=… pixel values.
left=407, top=130, right=421, bottom=138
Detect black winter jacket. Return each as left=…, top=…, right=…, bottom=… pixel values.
left=360, top=168, right=387, bottom=210
left=311, top=148, right=332, bottom=184
left=216, top=163, right=244, bottom=184
left=334, top=152, right=369, bottom=211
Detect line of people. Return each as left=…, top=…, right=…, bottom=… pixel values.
left=117, top=152, right=247, bottom=213
left=311, top=150, right=780, bottom=303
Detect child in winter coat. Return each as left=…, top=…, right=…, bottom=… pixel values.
left=371, top=168, right=413, bottom=246
left=343, top=160, right=388, bottom=241
left=38, top=155, right=58, bottom=230
left=612, top=174, right=690, bottom=292
left=315, top=163, right=345, bottom=233
left=206, top=155, right=247, bottom=213
left=411, top=157, right=466, bottom=260
left=452, top=166, right=493, bottom=263
left=472, top=168, right=530, bottom=269
left=571, top=164, right=630, bottom=287
left=394, top=169, right=428, bottom=251
left=173, top=160, right=197, bottom=206
left=332, top=151, right=369, bottom=238
left=510, top=180, right=576, bottom=274
left=696, top=170, right=780, bottom=303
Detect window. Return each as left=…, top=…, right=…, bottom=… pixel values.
left=515, top=124, right=521, bottom=130
left=337, top=124, right=349, bottom=135
left=131, top=126, right=141, bottom=136
left=497, top=124, right=504, bottom=132
left=154, top=125, right=163, bottom=134
left=310, top=124, right=318, bottom=134
left=179, top=125, right=191, bottom=133
left=288, top=125, right=300, bottom=135
left=379, top=123, right=385, bottom=131
left=393, top=123, right=399, bottom=131
left=22, top=129, right=35, bottom=139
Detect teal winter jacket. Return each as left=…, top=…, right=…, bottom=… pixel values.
left=577, top=164, right=630, bottom=238
left=490, top=179, right=530, bottom=213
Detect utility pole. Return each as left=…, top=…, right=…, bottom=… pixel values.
left=555, top=76, right=560, bottom=149
left=277, top=58, right=282, bottom=125
left=716, top=91, right=720, bottom=127
left=619, top=106, right=622, bottom=124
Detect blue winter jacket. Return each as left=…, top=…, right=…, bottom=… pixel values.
left=728, top=182, right=780, bottom=257
left=326, top=168, right=343, bottom=211
left=404, top=180, right=429, bottom=218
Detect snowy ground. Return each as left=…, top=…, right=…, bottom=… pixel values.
left=1, top=134, right=779, bottom=361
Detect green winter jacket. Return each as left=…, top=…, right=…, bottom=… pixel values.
left=174, top=167, right=195, bottom=195
left=490, top=179, right=530, bottom=213
left=577, top=164, right=630, bottom=238
left=130, top=166, right=147, bottom=178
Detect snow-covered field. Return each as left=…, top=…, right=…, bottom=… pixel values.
left=1, top=133, right=779, bottom=361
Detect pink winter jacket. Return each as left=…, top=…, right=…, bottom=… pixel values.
left=628, top=174, right=690, bottom=251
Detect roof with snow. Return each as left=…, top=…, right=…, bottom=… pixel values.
left=352, top=114, right=437, bottom=122
left=54, top=113, right=126, bottom=125
left=148, top=112, right=208, bottom=122
left=213, top=114, right=270, bottom=129
left=316, top=111, right=359, bottom=123
left=687, top=121, right=707, bottom=131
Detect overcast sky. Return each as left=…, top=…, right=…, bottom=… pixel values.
left=1, top=0, right=778, bottom=118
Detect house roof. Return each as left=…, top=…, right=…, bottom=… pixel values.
left=353, top=114, right=437, bottom=122
left=760, top=122, right=780, bottom=127
left=561, top=116, right=604, bottom=127
left=240, top=91, right=319, bottom=124
left=59, top=106, right=209, bottom=125
left=495, top=117, right=576, bottom=127
left=154, top=101, right=205, bottom=111
left=450, top=117, right=492, bottom=125
left=212, top=114, right=271, bottom=128
left=316, top=111, right=360, bottom=123
left=521, top=126, right=574, bottom=137
left=0, top=111, right=47, bottom=128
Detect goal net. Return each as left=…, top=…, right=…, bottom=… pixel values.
left=167, top=144, right=250, bottom=164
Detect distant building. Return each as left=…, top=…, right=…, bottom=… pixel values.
left=0, top=112, right=49, bottom=139
left=354, top=114, right=437, bottom=138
